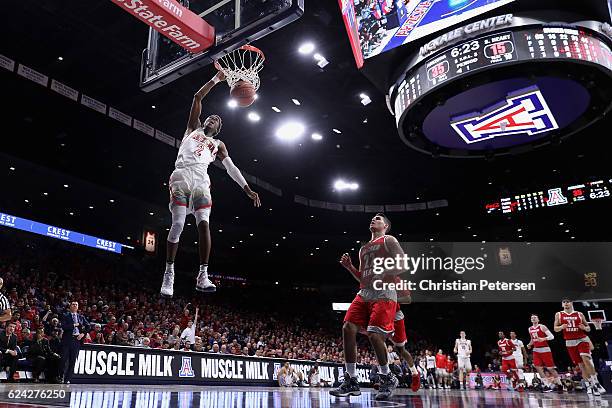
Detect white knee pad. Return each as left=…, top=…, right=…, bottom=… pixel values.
left=194, top=207, right=211, bottom=225
left=168, top=206, right=187, bottom=243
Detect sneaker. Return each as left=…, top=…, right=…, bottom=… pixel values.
left=196, top=272, right=216, bottom=293
left=410, top=373, right=421, bottom=392
left=160, top=270, right=174, bottom=297
left=587, top=385, right=593, bottom=395
left=543, top=385, right=554, bottom=393
left=329, top=373, right=361, bottom=397
left=593, top=386, right=601, bottom=397
left=596, top=383, right=606, bottom=394
left=375, top=373, right=399, bottom=401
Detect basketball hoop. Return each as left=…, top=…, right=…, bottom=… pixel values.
left=592, top=318, right=604, bottom=330
left=214, top=45, right=265, bottom=91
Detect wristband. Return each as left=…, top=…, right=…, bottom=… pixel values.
left=212, top=76, right=221, bottom=84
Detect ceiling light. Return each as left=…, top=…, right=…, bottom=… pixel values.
left=63, top=184, right=69, bottom=188
left=292, top=99, right=301, bottom=106
left=517, top=228, right=522, bottom=232
left=43, top=192, right=48, bottom=196
left=247, top=112, right=260, bottom=122
left=249, top=233, right=254, bottom=237
left=571, top=236, right=575, bottom=239
left=89, top=206, right=94, bottom=209
left=276, top=122, right=305, bottom=141
left=69, top=212, right=74, bottom=216
left=109, top=199, right=115, bottom=203
left=565, top=229, right=570, bottom=233
left=311, top=133, right=323, bottom=141
left=151, top=105, right=156, bottom=109
left=9, top=167, right=15, bottom=171
left=298, top=42, right=315, bottom=54
left=218, top=229, right=222, bottom=232
left=149, top=212, right=154, bottom=216
left=359, top=93, right=368, bottom=99
left=334, top=179, right=359, bottom=191
left=559, top=222, right=564, bottom=226
left=272, top=106, right=281, bottom=113
left=472, top=234, right=477, bottom=237
left=228, top=100, right=238, bottom=108
left=332, top=128, right=341, bottom=134
left=24, top=199, right=29, bottom=203
left=58, top=56, right=63, bottom=61
left=313, top=53, right=329, bottom=68
left=231, top=246, right=235, bottom=249
left=359, top=93, right=372, bottom=106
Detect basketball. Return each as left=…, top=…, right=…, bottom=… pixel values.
left=230, top=80, right=256, bottom=107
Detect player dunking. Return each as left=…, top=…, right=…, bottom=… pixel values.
left=160, top=71, right=261, bottom=298
left=331, top=213, right=404, bottom=400
left=497, top=331, right=520, bottom=391
left=526, top=314, right=563, bottom=393
left=554, top=299, right=605, bottom=396
left=454, top=331, right=472, bottom=390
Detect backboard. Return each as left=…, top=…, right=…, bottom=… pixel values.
left=140, top=0, right=304, bottom=92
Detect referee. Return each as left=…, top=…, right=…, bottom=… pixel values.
left=0, top=278, right=11, bottom=322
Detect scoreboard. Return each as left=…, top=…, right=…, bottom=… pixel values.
left=394, top=21, right=612, bottom=120
left=390, top=13, right=612, bottom=157
left=485, top=178, right=612, bottom=214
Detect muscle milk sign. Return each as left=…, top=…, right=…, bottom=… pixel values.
left=109, top=0, right=214, bottom=52
left=71, top=345, right=370, bottom=386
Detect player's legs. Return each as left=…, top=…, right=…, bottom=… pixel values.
left=192, top=179, right=215, bottom=292
left=331, top=296, right=366, bottom=397
left=367, top=300, right=398, bottom=400
left=580, top=348, right=604, bottom=394
left=161, top=174, right=189, bottom=297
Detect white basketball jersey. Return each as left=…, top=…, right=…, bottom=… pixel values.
left=456, top=338, right=471, bottom=357
left=175, top=129, right=220, bottom=169
left=511, top=339, right=524, bottom=359
left=426, top=355, right=436, bottom=369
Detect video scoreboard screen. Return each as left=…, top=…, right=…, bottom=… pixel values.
left=394, top=23, right=612, bottom=119
left=339, top=0, right=515, bottom=67
left=485, top=179, right=612, bottom=214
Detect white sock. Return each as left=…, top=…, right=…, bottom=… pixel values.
left=380, top=364, right=390, bottom=375
left=410, top=365, right=418, bottom=375
left=346, top=363, right=356, bottom=378
left=591, top=374, right=600, bottom=385
left=166, top=262, right=174, bottom=271
left=199, top=264, right=208, bottom=277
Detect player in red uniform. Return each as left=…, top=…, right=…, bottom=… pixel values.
left=526, top=314, right=563, bottom=393
left=435, top=349, right=448, bottom=389
left=390, top=292, right=421, bottom=392
left=497, top=331, right=520, bottom=390
left=554, top=299, right=604, bottom=396
left=331, top=214, right=404, bottom=401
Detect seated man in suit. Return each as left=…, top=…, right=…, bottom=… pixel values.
left=59, top=301, right=90, bottom=384
left=28, top=328, right=61, bottom=383
left=0, top=322, right=19, bottom=383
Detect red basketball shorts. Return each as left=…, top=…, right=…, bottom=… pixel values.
left=566, top=338, right=591, bottom=365
left=344, top=295, right=396, bottom=334
left=501, top=358, right=517, bottom=372
left=533, top=351, right=555, bottom=368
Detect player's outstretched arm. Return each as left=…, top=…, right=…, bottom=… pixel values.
left=186, top=71, right=226, bottom=134
left=217, top=141, right=261, bottom=207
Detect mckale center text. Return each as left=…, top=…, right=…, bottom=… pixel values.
left=373, top=279, right=536, bottom=291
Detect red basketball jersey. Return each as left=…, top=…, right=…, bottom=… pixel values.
left=559, top=311, right=587, bottom=340
left=497, top=338, right=515, bottom=358
left=528, top=324, right=549, bottom=348
left=358, top=235, right=392, bottom=289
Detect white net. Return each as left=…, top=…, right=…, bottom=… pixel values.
left=215, top=46, right=265, bottom=91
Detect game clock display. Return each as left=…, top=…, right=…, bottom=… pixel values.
left=394, top=25, right=612, bottom=119
left=485, top=179, right=612, bottom=215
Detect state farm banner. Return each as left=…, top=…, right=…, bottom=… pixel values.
left=109, top=0, right=214, bottom=53
left=71, top=344, right=371, bottom=386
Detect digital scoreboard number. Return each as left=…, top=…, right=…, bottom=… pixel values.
left=394, top=25, right=612, bottom=118
left=486, top=179, right=612, bottom=214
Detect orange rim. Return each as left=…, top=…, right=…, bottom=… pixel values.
left=214, top=45, right=265, bottom=71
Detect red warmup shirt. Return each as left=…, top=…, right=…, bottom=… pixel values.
left=446, top=359, right=455, bottom=372
left=435, top=353, right=447, bottom=368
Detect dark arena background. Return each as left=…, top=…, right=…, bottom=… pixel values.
left=1, top=0, right=612, bottom=407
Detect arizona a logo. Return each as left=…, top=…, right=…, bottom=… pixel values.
left=178, top=356, right=195, bottom=378
left=451, top=86, right=559, bottom=144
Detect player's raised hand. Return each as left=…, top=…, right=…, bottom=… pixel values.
left=339, top=253, right=353, bottom=270
left=214, top=70, right=226, bottom=82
